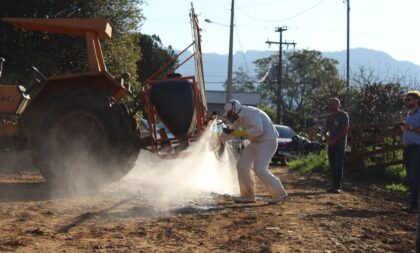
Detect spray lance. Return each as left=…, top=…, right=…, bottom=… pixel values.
left=207, top=116, right=242, bottom=162
left=215, top=116, right=236, bottom=143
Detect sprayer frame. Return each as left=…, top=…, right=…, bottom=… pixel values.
left=139, top=3, right=212, bottom=158
left=142, top=76, right=206, bottom=155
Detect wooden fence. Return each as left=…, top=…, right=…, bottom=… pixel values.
left=346, top=123, right=403, bottom=167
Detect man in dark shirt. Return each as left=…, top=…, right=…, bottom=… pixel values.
left=325, top=98, right=349, bottom=194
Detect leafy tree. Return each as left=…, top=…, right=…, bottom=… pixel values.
left=258, top=104, right=276, bottom=122
left=254, top=55, right=278, bottom=107
left=283, top=50, right=344, bottom=127
left=255, top=50, right=344, bottom=129
left=343, top=66, right=407, bottom=124
left=347, top=83, right=405, bottom=125
left=136, top=34, right=176, bottom=83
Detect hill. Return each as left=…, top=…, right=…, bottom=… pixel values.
left=324, top=48, right=420, bottom=83
left=177, top=48, right=420, bottom=90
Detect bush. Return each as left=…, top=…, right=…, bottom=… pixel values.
left=347, top=83, right=405, bottom=124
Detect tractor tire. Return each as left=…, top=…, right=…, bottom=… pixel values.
left=32, top=89, right=139, bottom=188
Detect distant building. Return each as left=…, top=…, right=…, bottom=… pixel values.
left=205, top=91, right=261, bottom=114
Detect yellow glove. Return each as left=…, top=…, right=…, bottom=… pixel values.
left=231, top=129, right=248, bottom=138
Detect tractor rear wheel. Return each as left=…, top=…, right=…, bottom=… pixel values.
left=33, top=89, right=139, bottom=188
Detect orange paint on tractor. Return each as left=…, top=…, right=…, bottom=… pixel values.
left=0, top=85, right=28, bottom=113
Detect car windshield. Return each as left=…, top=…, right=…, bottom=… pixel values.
left=276, top=125, right=296, bottom=138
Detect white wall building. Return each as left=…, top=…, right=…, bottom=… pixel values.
left=205, top=91, right=261, bottom=114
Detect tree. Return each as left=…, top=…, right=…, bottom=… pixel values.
left=0, top=0, right=144, bottom=87
left=253, top=50, right=410, bottom=129
left=136, top=34, right=176, bottom=83
left=255, top=50, right=344, bottom=130
left=258, top=104, right=276, bottom=122
left=254, top=55, right=278, bottom=107
left=223, top=67, right=256, bottom=92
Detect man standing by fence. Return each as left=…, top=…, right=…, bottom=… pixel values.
left=325, top=98, right=349, bottom=194
left=401, top=91, right=420, bottom=214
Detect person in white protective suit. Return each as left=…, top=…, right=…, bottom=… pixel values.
left=219, top=99, right=288, bottom=204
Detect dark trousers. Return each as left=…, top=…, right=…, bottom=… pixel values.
left=403, top=145, right=420, bottom=207
left=328, top=146, right=345, bottom=189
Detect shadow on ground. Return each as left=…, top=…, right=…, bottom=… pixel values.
left=0, top=182, right=52, bottom=202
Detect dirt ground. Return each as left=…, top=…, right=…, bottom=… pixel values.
left=0, top=166, right=416, bottom=253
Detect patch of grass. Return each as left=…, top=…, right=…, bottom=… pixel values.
left=288, top=150, right=408, bottom=193
left=384, top=183, right=408, bottom=192
left=348, top=164, right=406, bottom=187
left=351, top=164, right=408, bottom=193
left=288, top=150, right=329, bottom=174
left=384, top=164, right=406, bottom=182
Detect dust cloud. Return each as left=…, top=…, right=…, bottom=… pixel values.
left=107, top=121, right=240, bottom=210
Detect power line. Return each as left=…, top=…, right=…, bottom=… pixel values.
left=234, top=16, right=251, bottom=73
left=237, top=0, right=289, bottom=9
left=237, top=0, right=324, bottom=23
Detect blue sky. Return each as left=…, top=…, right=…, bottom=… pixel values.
left=140, top=0, right=420, bottom=65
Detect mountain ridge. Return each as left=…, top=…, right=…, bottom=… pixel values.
left=176, top=48, right=420, bottom=90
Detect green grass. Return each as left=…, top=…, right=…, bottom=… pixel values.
left=288, top=150, right=408, bottom=192
left=288, top=150, right=329, bottom=174
left=349, top=164, right=407, bottom=192
left=384, top=183, right=408, bottom=192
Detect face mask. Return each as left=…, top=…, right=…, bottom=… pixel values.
left=226, top=104, right=242, bottom=124
left=227, top=110, right=239, bottom=124
left=225, top=101, right=243, bottom=124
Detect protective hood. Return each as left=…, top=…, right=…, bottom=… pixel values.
left=223, top=99, right=243, bottom=116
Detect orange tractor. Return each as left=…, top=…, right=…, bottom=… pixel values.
left=0, top=6, right=210, bottom=187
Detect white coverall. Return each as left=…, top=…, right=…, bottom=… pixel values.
left=230, top=106, right=288, bottom=200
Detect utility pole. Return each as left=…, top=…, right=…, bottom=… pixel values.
left=204, top=0, right=234, bottom=102
left=346, top=0, right=350, bottom=91
left=226, top=0, right=234, bottom=102
left=266, top=26, right=296, bottom=124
